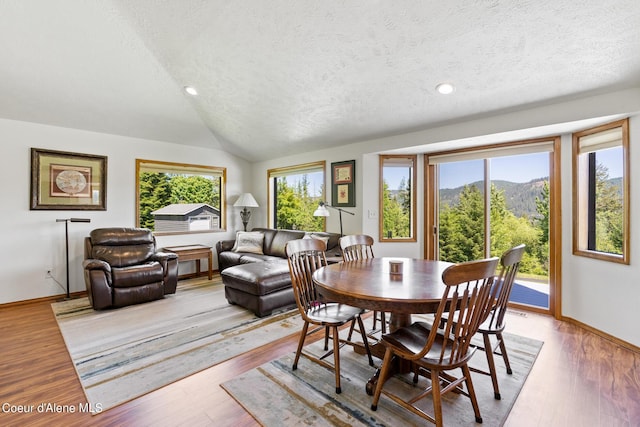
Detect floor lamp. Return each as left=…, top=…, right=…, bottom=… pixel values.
left=313, top=201, right=354, bottom=237
left=56, top=218, right=90, bottom=300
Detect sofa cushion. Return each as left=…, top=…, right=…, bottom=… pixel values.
left=231, top=231, right=265, bottom=254
left=265, top=229, right=306, bottom=257
left=112, top=262, right=164, bottom=288
left=89, top=228, right=156, bottom=267
left=218, top=250, right=245, bottom=267
left=239, top=254, right=283, bottom=264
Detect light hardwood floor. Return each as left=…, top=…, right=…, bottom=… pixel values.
left=1, top=278, right=639, bottom=427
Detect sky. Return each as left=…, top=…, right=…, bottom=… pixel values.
left=439, top=153, right=549, bottom=189
left=439, top=148, right=623, bottom=189
left=285, top=147, right=623, bottom=193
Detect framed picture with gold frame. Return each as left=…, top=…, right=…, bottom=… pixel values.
left=30, top=148, right=107, bottom=210
left=331, top=160, right=355, bottom=207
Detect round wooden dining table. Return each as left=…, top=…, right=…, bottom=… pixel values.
left=312, top=257, right=454, bottom=394
left=312, top=257, right=453, bottom=331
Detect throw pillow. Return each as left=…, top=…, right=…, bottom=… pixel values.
left=231, top=231, right=265, bottom=254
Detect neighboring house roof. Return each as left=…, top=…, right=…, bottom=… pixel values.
left=151, top=203, right=219, bottom=216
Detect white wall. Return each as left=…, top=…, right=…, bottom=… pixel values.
left=0, top=118, right=250, bottom=304
left=3, top=87, right=640, bottom=347
left=561, top=116, right=640, bottom=346
left=251, top=88, right=640, bottom=346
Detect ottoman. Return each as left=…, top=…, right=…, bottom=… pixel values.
left=221, top=261, right=296, bottom=317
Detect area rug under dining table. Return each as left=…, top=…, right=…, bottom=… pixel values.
left=222, top=325, right=543, bottom=426
left=51, top=277, right=302, bottom=412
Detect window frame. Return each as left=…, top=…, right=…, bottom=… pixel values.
left=135, top=159, right=226, bottom=236
left=379, top=154, right=417, bottom=242
left=267, top=161, right=326, bottom=230
left=572, top=118, right=630, bottom=264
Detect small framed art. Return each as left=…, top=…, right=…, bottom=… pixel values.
left=30, top=148, right=107, bottom=210
left=331, top=160, right=355, bottom=207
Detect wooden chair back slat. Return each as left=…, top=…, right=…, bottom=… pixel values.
left=339, top=234, right=374, bottom=261
left=420, top=257, right=499, bottom=365
left=485, top=244, right=526, bottom=331
left=286, top=238, right=328, bottom=319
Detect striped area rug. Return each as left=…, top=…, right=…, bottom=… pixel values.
left=52, top=277, right=301, bottom=412
left=222, top=327, right=542, bottom=426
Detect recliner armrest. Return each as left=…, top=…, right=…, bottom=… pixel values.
left=151, top=252, right=178, bottom=294
left=82, top=258, right=113, bottom=310
left=82, top=258, right=111, bottom=272
left=150, top=251, right=178, bottom=264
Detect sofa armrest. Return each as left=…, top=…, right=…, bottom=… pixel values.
left=216, top=239, right=236, bottom=268
left=216, top=239, right=236, bottom=253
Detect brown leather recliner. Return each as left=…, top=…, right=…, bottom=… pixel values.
left=83, top=228, right=179, bottom=310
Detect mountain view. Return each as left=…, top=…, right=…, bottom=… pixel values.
left=439, top=178, right=549, bottom=219
left=438, top=177, right=622, bottom=219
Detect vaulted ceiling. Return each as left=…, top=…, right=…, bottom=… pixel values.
left=1, top=1, right=639, bottom=161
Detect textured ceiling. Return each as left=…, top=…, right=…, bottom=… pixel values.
left=1, top=1, right=640, bottom=161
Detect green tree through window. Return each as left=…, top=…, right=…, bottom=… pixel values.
left=268, top=161, right=325, bottom=231
left=380, top=155, right=416, bottom=241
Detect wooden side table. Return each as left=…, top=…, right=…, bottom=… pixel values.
left=163, top=244, right=213, bottom=280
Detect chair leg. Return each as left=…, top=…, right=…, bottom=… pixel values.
left=483, top=333, right=501, bottom=400
left=293, top=321, right=310, bottom=370
left=371, top=311, right=387, bottom=334
left=324, top=325, right=330, bottom=351
left=430, top=369, right=444, bottom=427
left=497, top=332, right=513, bottom=375
left=332, top=325, right=342, bottom=394
left=347, top=318, right=356, bottom=341
left=356, top=315, right=374, bottom=366
left=461, top=364, right=483, bottom=424
left=371, top=348, right=394, bottom=410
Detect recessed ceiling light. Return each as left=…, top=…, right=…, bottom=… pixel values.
left=184, top=86, right=198, bottom=96
left=436, top=83, right=455, bottom=95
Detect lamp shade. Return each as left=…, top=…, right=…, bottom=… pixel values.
left=313, top=203, right=330, bottom=217
left=234, top=193, right=259, bottom=207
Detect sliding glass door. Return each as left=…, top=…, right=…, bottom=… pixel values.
left=428, top=140, right=558, bottom=312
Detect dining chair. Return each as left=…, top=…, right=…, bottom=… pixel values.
left=286, top=238, right=373, bottom=394
left=471, top=244, right=526, bottom=400
left=339, top=234, right=387, bottom=337
left=371, top=257, right=499, bottom=426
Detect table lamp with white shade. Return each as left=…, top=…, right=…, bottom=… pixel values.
left=234, top=193, right=259, bottom=231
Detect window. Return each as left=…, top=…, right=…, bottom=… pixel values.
left=380, top=155, right=416, bottom=242
left=267, top=161, right=325, bottom=231
left=136, top=159, right=226, bottom=234
left=572, top=118, right=629, bottom=264
left=426, top=139, right=559, bottom=312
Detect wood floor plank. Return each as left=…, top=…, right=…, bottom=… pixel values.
left=2, top=279, right=640, bottom=426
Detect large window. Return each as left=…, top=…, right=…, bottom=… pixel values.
left=136, top=159, right=226, bottom=234
left=380, top=155, right=416, bottom=242
left=426, top=139, right=559, bottom=312
left=268, top=161, right=325, bottom=231
left=572, top=118, right=629, bottom=264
